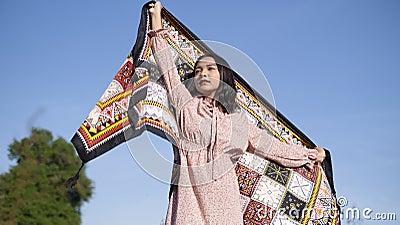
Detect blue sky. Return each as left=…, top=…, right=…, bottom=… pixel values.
left=1, top=0, right=399, bottom=224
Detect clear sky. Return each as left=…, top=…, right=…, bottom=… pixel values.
left=1, top=0, right=399, bottom=224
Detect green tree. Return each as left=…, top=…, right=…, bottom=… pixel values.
left=0, top=128, right=93, bottom=225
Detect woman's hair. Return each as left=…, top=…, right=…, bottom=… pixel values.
left=184, top=53, right=239, bottom=114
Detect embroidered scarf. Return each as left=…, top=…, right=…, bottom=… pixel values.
left=70, top=2, right=340, bottom=224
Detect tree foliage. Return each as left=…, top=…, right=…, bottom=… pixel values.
left=0, top=128, right=93, bottom=225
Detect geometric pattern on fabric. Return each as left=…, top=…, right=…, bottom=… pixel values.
left=306, top=172, right=339, bottom=224
left=294, top=166, right=319, bottom=183
left=238, top=161, right=339, bottom=225
left=251, top=176, right=286, bottom=210
left=236, top=163, right=262, bottom=198
left=288, top=172, right=314, bottom=202
left=70, top=2, right=340, bottom=224
left=264, top=161, right=292, bottom=186
left=243, top=199, right=276, bottom=225
left=280, top=191, right=307, bottom=223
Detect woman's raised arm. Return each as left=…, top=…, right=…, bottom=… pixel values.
left=148, top=2, right=192, bottom=110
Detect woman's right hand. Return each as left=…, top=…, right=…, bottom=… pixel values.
left=148, top=1, right=162, bottom=16
left=148, top=1, right=163, bottom=30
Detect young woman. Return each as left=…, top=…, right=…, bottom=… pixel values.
left=148, top=2, right=325, bottom=224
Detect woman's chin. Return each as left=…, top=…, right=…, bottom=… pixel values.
left=197, top=90, right=215, bottom=98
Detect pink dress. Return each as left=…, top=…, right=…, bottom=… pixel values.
left=150, top=29, right=318, bottom=225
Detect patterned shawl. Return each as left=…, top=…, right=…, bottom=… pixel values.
left=70, top=2, right=340, bottom=224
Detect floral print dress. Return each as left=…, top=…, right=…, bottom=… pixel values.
left=150, top=29, right=317, bottom=225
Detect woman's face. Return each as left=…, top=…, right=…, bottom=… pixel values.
left=194, top=56, right=221, bottom=98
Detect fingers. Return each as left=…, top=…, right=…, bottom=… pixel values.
left=314, top=146, right=324, bottom=153
left=308, top=149, right=318, bottom=160
left=308, top=154, right=317, bottom=160
left=316, top=152, right=326, bottom=163
left=148, top=1, right=163, bottom=30
left=148, top=2, right=162, bottom=18
left=148, top=1, right=162, bottom=10
left=305, top=162, right=314, bottom=170
left=313, top=146, right=326, bottom=163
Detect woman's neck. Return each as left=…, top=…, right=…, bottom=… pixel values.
left=201, top=96, right=227, bottom=113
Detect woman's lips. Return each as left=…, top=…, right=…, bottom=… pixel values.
left=198, top=79, right=210, bottom=85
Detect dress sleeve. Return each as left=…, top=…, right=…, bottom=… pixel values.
left=149, top=28, right=192, bottom=110
left=246, top=119, right=318, bottom=168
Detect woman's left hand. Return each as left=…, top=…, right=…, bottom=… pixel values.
left=314, top=147, right=326, bottom=163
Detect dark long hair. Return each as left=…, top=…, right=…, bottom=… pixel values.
left=183, top=53, right=239, bottom=114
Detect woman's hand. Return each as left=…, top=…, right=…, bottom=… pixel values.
left=149, top=1, right=162, bottom=15
left=149, top=1, right=163, bottom=30
left=314, top=147, right=326, bottom=163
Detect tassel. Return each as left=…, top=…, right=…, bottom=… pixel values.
left=65, top=162, right=85, bottom=188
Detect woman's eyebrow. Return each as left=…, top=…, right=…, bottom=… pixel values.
left=195, top=63, right=217, bottom=69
